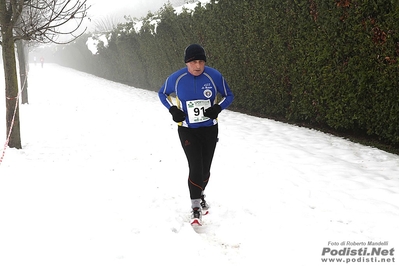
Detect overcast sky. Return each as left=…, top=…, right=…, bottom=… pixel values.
left=86, top=0, right=188, bottom=21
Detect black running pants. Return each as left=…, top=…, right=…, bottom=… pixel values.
left=178, top=124, right=218, bottom=200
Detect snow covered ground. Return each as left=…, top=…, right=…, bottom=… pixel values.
left=1, top=64, right=398, bottom=266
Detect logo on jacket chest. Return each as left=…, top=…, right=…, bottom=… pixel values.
left=202, top=83, right=213, bottom=98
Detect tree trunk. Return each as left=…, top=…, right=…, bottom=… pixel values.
left=17, top=40, right=29, bottom=104
left=2, top=26, right=22, bottom=149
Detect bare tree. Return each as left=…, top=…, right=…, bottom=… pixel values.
left=93, top=15, right=120, bottom=33
left=16, top=39, right=29, bottom=104
left=0, top=0, right=89, bottom=149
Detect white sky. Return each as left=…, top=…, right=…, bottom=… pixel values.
left=86, top=0, right=187, bottom=20
left=83, top=0, right=194, bottom=32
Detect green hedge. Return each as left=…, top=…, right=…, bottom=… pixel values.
left=51, top=0, right=399, bottom=147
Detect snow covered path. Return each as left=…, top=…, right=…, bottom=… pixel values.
left=1, top=64, right=398, bottom=265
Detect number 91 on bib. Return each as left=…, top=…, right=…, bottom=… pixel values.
left=186, top=99, right=211, bottom=123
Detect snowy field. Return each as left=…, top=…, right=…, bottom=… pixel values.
left=1, top=64, right=398, bottom=266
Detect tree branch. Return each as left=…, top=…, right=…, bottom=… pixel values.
left=11, top=0, right=89, bottom=44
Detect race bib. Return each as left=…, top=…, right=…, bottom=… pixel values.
left=186, top=99, right=211, bottom=123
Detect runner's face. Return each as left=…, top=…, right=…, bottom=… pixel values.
left=186, top=60, right=205, bottom=76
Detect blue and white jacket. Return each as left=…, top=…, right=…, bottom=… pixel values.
left=158, top=66, right=234, bottom=128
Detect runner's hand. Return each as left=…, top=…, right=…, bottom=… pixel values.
left=169, top=106, right=186, bottom=122
left=204, top=104, right=221, bottom=119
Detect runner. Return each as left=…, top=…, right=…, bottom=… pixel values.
left=158, top=44, right=234, bottom=225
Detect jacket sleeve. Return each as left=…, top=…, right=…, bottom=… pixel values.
left=217, top=75, right=234, bottom=110
left=158, top=76, right=174, bottom=109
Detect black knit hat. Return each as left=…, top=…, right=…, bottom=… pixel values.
left=184, top=44, right=207, bottom=63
